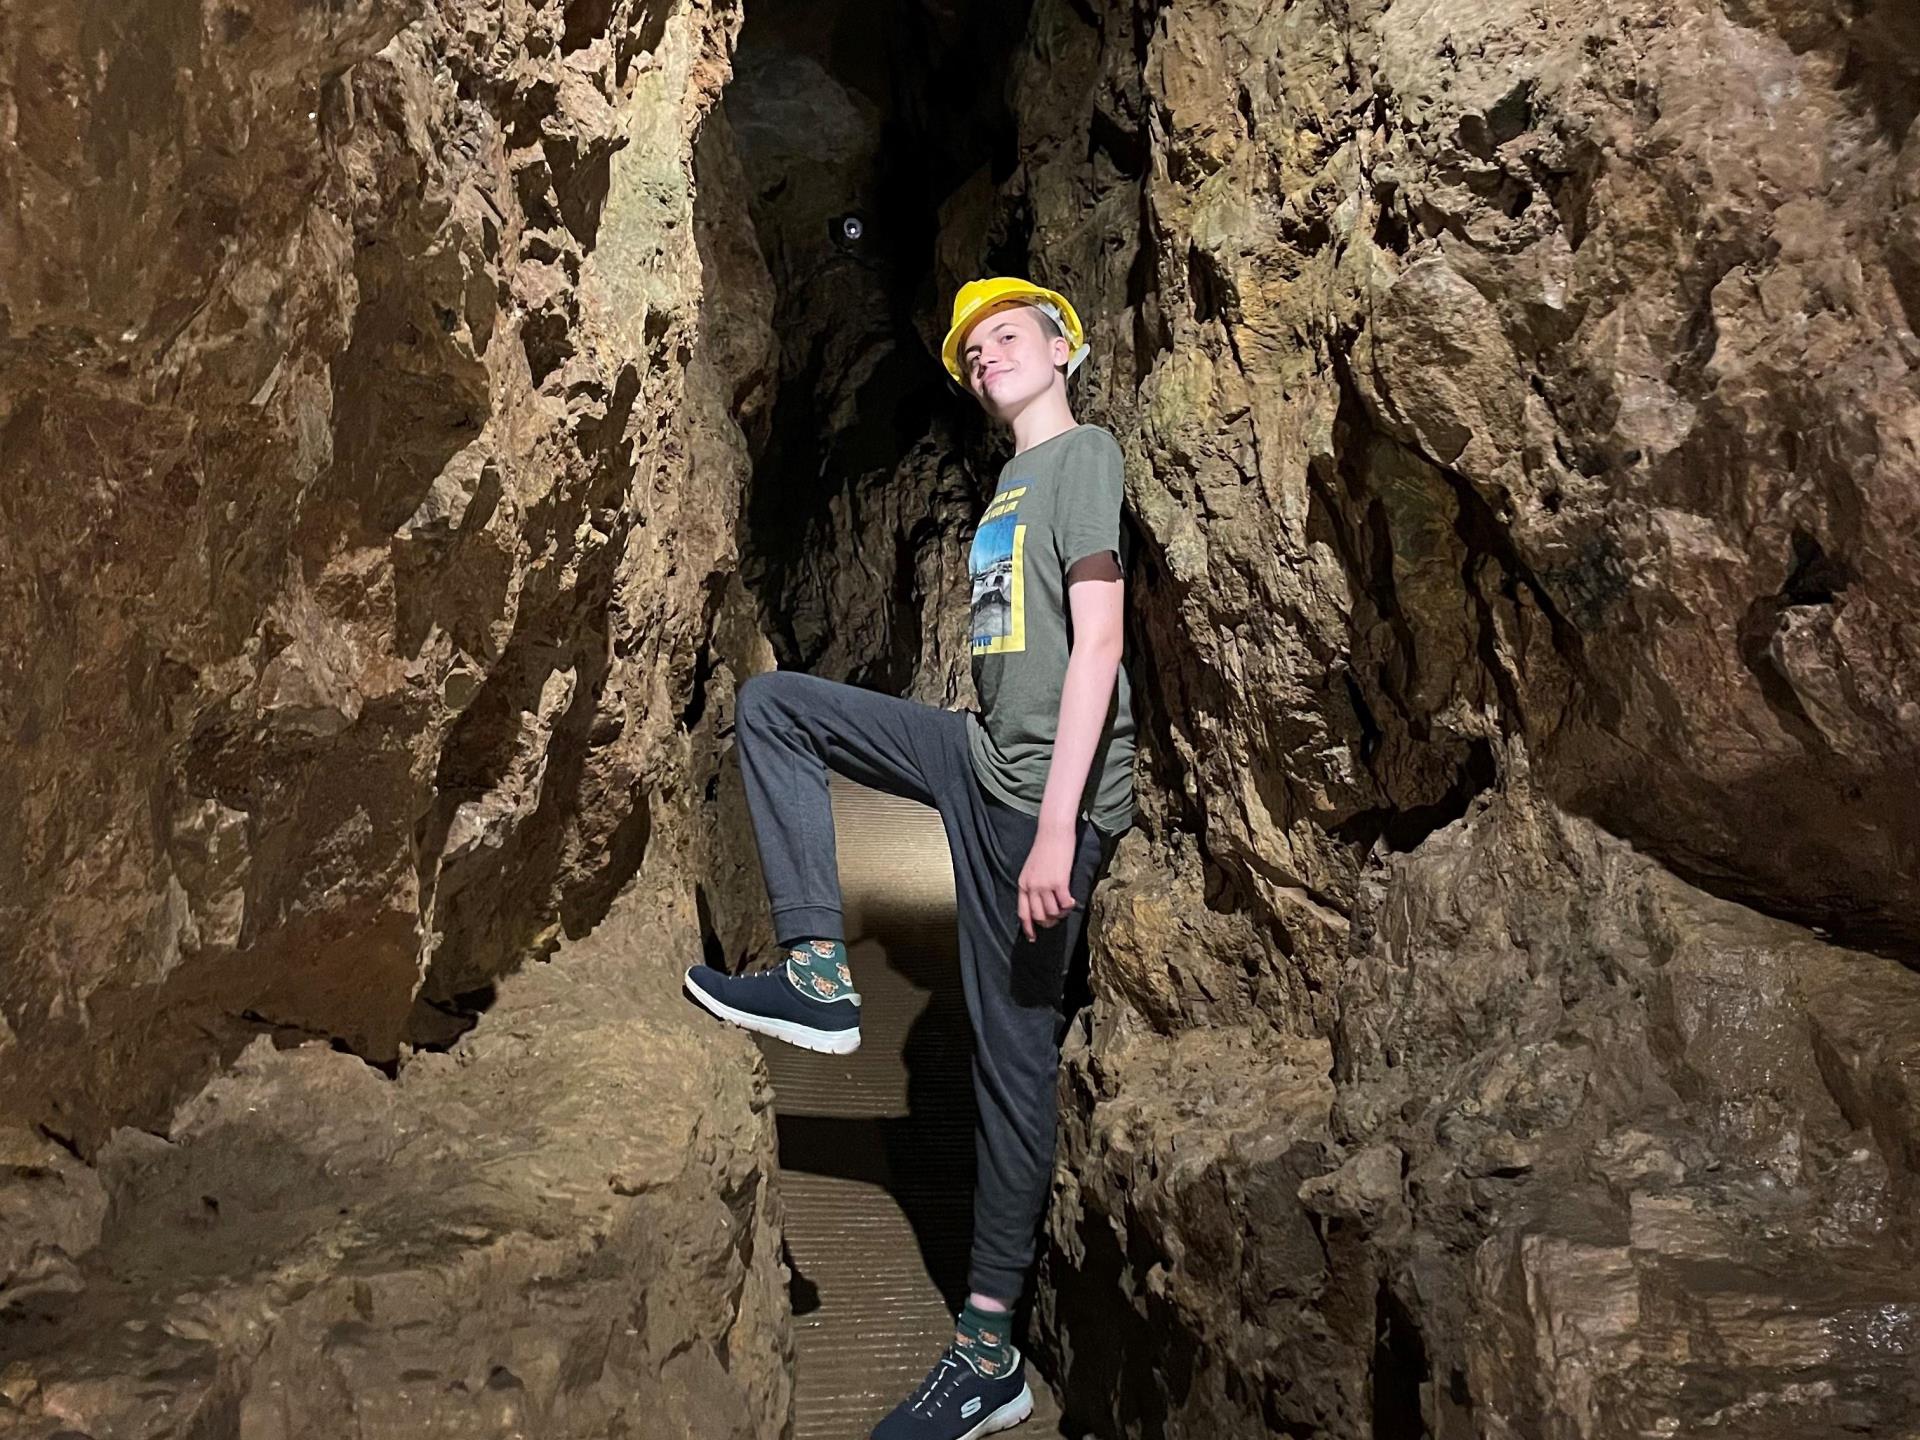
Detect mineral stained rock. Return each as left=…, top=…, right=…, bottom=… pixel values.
left=943, top=0, right=1920, bottom=1434
left=0, top=883, right=791, bottom=1438
left=7, top=0, right=1920, bottom=1433
left=0, top=0, right=759, bottom=1147
left=2, top=0, right=791, bottom=1432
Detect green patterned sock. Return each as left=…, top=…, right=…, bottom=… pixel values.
left=783, top=937, right=857, bottom=1003
left=954, top=1299, right=1016, bottom=1377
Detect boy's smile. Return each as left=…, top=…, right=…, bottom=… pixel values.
left=962, top=303, right=1072, bottom=429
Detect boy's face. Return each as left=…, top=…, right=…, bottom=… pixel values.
left=960, top=304, right=1070, bottom=417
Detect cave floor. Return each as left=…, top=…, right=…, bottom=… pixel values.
left=757, top=776, right=1066, bottom=1438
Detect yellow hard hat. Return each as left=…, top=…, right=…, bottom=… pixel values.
left=940, top=276, right=1089, bottom=386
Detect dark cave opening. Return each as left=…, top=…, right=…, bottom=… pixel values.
left=1371, top=1279, right=1433, bottom=1440
left=720, top=0, right=1036, bottom=688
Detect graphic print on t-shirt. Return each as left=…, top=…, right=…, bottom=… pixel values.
left=969, top=486, right=1028, bottom=655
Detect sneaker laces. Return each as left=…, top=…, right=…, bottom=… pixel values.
left=908, top=1347, right=970, bottom=1414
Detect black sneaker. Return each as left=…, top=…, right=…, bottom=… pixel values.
left=683, top=961, right=862, bottom=1055
left=870, top=1343, right=1033, bottom=1439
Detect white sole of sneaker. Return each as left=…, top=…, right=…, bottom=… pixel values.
left=682, top=968, right=862, bottom=1055
left=965, top=1381, right=1034, bottom=1437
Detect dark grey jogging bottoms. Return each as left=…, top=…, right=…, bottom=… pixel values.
left=731, top=668, right=1118, bottom=1303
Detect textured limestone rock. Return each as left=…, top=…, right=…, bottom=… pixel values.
left=0, top=873, right=792, bottom=1439
left=0, top=0, right=793, bottom=1433
left=912, top=0, right=1920, bottom=1433
left=0, top=1133, right=106, bottom=1316
left=1040, top=773, right=1920, bottom=1437
left=0, top=0, right=760, bottom=1148
left=1041, top=1022, right=1360, bottom=1433
left=6, top=0, right=1918, bottom=1434
left=1345, top=785, right=1920, bottom=1438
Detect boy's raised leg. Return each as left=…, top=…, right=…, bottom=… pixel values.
left=683, top=669, right=959, bottom=1054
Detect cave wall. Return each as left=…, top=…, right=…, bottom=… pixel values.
left=673, top=0, right=1919, bottom=1429
left=1, top=0, right=795, bottom=1432
left=6, top=0, right=1920, bottom=1432
left=913, top=0, right=1920, bottom=1433
left=0, top=0, right=756, bottom=1143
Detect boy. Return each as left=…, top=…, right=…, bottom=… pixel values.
left=685, top=276, right=1136, bottom=1439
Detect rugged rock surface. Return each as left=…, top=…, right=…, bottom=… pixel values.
left=1345, top=786, right=1920, bottom=1436
left=6, top=0, right=1919, bottom=1433
left=0, top=0, right=757, bottom=1146
left=616, top=0, right=1920, bottom=1431
left=0, top=881, right=791, bottom=1438
left=1, top=0, right=793, bottom=1432
left=981, top=0, right=1920, bottom=1434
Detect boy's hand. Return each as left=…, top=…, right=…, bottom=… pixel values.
left=1017, top=824, right=1079, bottom=941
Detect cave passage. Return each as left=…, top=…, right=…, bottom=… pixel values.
left=725, top=0, right=1035, bottom=684
left=714, top=0, right=1072, bottom=1429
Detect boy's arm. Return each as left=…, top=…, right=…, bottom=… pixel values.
left=1035, top=551, right=1125, bottom=837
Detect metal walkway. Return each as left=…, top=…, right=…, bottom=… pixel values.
left=758, top=775, right=1066, bottom=1438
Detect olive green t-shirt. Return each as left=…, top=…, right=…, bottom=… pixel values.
left=963, top=422, right=1137, bottom=836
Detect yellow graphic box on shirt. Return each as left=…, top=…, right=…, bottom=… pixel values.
left=969, top=486, right=1028, bottom=655
left=962, top=424, right=1139, bottom=836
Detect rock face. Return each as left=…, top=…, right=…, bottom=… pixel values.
left=6, top=0, right=1920, bottom=1434
left=912, top=0, right=1920, bottom=1434
left=616, top=0, right=1920, bottom=1431
left=0, top=886, right=791, bottom=1438
left=0, top=0, right=757, bottom=1146
left=1, top=0, right=793, bottom=1432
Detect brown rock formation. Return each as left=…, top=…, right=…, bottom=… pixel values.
left=1, top=0, right=792, bottom=1431
left=0, top=0, right=756, bottom=1146
left=973, top=0, right=1920, bottom=1434
left=5, top=0, right=1919, bottom=1433
left=0, top=893, right=790, bottom=1437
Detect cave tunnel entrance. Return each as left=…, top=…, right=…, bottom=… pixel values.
left=698, top=2, right=1087, bottom=1433
left=722, top=0, right=1035, bottom=685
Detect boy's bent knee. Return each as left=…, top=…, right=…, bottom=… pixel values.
left=735, top=669, right=800, bottom=728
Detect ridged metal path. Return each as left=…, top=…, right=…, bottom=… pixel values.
left=757, top=775, right=1066, bottom=1439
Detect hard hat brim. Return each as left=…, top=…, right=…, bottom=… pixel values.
left=940, top=281, right=1087, bottom=385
